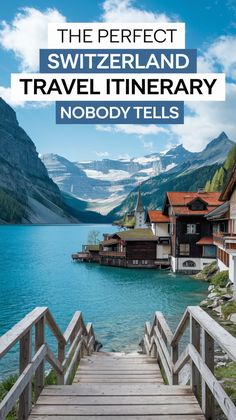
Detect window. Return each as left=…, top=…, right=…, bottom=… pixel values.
left=179, top=243, right=190, bottom=256
left=133, top=260, right=139, bottom=265
left=186, top=224, right=197, bottom=234
left=203, top=245, right=217, bottom=258
left=183, top=260, right=196, bottom=267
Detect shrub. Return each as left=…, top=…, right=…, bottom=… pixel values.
left=211, top=271, right=229, bottom=288
left=221, top=301, right=236, bottom=320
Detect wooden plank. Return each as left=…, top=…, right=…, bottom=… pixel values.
left=190, top=316, right=201, bottom=404
left=75, top=374, right=162, bottom=379
left=75, top=379, right=164, bottom=383
left=37, top=395, right=198, bottom=405
left=0, top=307, right=47, bottom=358
left=45, top=311, right=66, bottom=346
left=173, top=345, right=190, bottom=375
left=29, top=403, right=204, bottom=415
left=63, top=312, right=82, bottom=343
left=0, top=345, right=46, bottom=420
left=188, top=306, right=236, bottom=362
left=154, top=326, right=172, bottom=371
left=155, top=312, right=173, bottom=345
left=42, top=384, right=192, bottom=396
left=62, top=328, right=83, bottom=370
left=76, top=366, right=159, bottom=372
left=29, top=414, right=205, bottom=420
left=201, top=330, right=214, bottom=420
left=19, top=330, right=32, bottom=419
left=35, top=317, right=45, bottom=401
left=64, top=341, right=83, bottom=385
left=153, top=336, right=171, bottom=384
left=171, top=309, right=189, bottom=346
left=46, top=345, right=63, bottom=375
left=189, top=343, right=236, bottom=420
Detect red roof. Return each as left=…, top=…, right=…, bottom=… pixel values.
left=196, top=237, right=214, bottom=245
left=167, top=192, right=221, bottom=206
left=172, top=206, right=218, bottom=216
left=148, top=210, right=170, bottom=223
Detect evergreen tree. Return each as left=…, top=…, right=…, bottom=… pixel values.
left=204, top=180, right=211, bottom=192
left=223, top=144, right=236, bottom=171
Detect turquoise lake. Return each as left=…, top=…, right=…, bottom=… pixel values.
left=0, top=225, right=208, bottom=378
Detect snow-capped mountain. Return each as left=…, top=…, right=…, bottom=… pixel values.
left=41, top=132, right=234, bottom=215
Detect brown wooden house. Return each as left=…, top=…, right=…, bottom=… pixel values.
left=207, top=165, right=236, bottom=294
left=162, top=191, right=222, bottom=273
left=100, top=229, right=158, bottom=268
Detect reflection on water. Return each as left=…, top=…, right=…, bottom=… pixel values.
left=0, top=225, right=208, bottom=377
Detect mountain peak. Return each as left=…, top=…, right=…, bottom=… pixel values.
left=205, top=132, right=232, bottom=151
left=218, top=131, right=228, bottom=140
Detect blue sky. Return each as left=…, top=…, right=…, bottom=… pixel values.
left=0, top=0, right=236, bottom=161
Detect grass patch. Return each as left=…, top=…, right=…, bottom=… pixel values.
left=211, top=271, right=229, bottom=288
left=215, top=362, right=236, bottom=405
left=221, top=301, right=236, bottom=320
left=0, top=375, right=18, bottom=420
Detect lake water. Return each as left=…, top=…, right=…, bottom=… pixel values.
left=0, top=225, right=208, bottom=378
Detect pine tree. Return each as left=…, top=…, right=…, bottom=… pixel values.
left=223, top=145, right=236, bottom=171
left=204, top=180, right=211, bottom=192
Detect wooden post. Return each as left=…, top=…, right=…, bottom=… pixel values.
left=190, top=315, right=201, bottom=403
left=35, top=317, right=45, bottom=401
left=202, top=329, right=215, bottom=419
left=57, top=341, right=65, bottom=385
left=19, top=330, right=32, bottom=420
left=171, top=343, right=179, bottom=385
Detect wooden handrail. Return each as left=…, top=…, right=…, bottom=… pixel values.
left=0, top=307, right=96, bottom=420
left=0, top=307, right=48, bottom=358
left=188, top=306, right=236, bottom=362
left=144, top=306, right=236, bottom=420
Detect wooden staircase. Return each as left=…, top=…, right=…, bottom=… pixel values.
left=0, top=307, right=236, bottom=420
left=29, top=351, right=204, bottom=419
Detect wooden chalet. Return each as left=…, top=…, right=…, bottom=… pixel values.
left=207, top=165, right=236, bottom=294
left=162, top=191, right=222, bottom=273
left=100, top=228, right=160, bottom=268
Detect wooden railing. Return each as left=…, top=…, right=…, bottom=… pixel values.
left=0, top=307, right=96, bottom=420
left=144, top=306, right=236, bottom=420
left=99, top=251, right=126, bottom=257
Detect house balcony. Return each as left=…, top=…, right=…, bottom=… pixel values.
left=99, top=251, right=126, bottom=258
left=213, top=232, right=236, bottom=251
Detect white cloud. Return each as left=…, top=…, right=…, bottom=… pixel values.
left=170, top=83, right=236, bottom=151
left=102, top=0, right=172, bottom=22
left=0, top=86, right=25, bottom=107
left=0, top=7, right=65, bottom=72
left=170, top=35, right=236, bottom=151
left=95, top=151, right=109, bottom=157
left=95, top=124, right=168, bottom=136
left=95, top=125, right=113, bottom=132
left=198, top=35, right=236, bottom=79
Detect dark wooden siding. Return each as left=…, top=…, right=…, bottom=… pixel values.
left=174, top=216, right=212, bottom=258
left=126, top=241, right=157, bottom=260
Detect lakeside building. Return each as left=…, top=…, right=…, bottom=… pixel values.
left=146, top=210, right=171, bottom=262
left=207, top=165, right=236, bottom=294
left=100, top=228, right=159, bottom=268
left=162, top=191, right=222, bottom=273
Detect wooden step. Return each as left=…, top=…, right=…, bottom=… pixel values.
left=29, top=352, right=205, bottom=420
